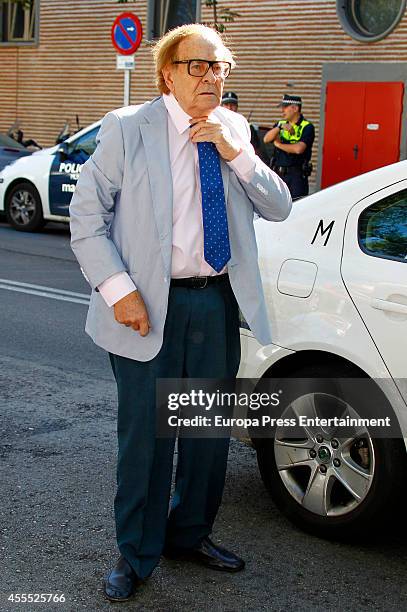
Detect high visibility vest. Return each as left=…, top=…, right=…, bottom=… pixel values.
left=278, top=118, right=310, bottom=144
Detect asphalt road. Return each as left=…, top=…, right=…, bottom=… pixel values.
left=1, top=220, right=407, bottom=612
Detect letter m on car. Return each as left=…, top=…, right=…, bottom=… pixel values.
left=311, top=219, right=335, bottom=246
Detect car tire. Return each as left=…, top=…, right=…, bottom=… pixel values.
left=5, top=182, right=46, bottom=232
left=254, top=363, right=407, bottom=540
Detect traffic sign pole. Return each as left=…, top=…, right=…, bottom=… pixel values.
left=124, top=69, right=131, bottom=106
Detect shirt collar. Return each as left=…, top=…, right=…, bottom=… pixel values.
left=163, top=92, right=217, bottom=134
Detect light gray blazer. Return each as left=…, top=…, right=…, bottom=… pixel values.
left=69, top=96, right=292, bottom=361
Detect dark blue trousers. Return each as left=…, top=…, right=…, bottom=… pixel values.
left=283, top=167, right=309, bottom=200
left=108, top=277, right=241, bottom=579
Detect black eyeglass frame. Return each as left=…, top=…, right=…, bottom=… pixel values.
left=171, top=59, right=232, bottom=79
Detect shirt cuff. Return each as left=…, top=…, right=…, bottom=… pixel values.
left=226, top=148, right=256, bottom=183
left=97, top=271, right=137, bottom=307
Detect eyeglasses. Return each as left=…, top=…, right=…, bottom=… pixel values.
left=172, top=59, right=231, bottom=79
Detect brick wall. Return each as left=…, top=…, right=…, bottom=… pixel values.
left=1, top=0, right=407, bottom=171
left=0, top=0, right=153, bottom=146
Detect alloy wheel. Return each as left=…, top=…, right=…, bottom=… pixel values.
left=274, top=393, right=375, bottom=517
left=9, top=189, right=37, bottom=226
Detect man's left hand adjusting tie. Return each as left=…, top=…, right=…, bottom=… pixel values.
left=197, top=141, right=231, bottom=273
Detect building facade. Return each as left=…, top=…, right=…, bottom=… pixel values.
left=2, top=0, right=407, bottom=188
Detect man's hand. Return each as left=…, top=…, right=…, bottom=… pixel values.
left=281, top=122, right=294, bottom=134
left=113, top=290, right=151, bottom=336
left=189, top=116, right=242, bottom=161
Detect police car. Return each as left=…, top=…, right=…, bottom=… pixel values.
left=240, top=161, right=407, bottom=539
left=0, top=108, right=267, bottom=232
left=0, top=118, right=107, bottom=231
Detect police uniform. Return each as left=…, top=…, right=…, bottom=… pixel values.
left=271, top=95, right=315, bottom=199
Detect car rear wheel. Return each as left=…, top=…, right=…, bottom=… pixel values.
left=254, top=363, right=406, bottom=539
left=5, top=182, right=46, bottom=232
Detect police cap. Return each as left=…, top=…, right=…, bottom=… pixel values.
left=278, top=94, right=302, bottom=107
left=222, top=91, right=239, bottom=105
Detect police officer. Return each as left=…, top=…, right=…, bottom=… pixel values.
left=264, top=94, right=315, bottom=199
left=221, top=91, right=239, bottom=112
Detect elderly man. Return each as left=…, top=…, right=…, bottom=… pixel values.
left=69, top=23, right=291, bottom=602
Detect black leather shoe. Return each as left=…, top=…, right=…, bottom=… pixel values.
left=162, top=536, right=245, bottom=572
left=102, top=555, right=142, bottom=602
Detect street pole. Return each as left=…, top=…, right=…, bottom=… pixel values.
left=124, top=68, right=131, bottom=106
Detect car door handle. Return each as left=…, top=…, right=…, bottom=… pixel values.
left=371, top=298, right=407, bottom=314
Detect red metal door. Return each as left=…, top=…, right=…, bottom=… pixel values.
left=321, top=82, right=364, bottom=188
left=361, top=82, right=403, bottom=174
left=321, top=82, right=404, bottom=189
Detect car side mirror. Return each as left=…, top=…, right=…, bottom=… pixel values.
left=57, top=142, right=69, bottom=161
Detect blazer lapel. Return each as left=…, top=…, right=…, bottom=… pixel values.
left=140, top=97, right=173, bottom=274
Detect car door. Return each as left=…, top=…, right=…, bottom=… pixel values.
left=341, top=182, right=407, bottom=400
left=48, top=126, right=100, bottom=216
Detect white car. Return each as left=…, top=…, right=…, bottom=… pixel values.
left=0, top=119, right=103, bottom=231
left=239, top=161, right=407, bottom=538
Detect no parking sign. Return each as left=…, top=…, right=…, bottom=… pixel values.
left=111, top=12, right=143, bottom=105
left=111, top=12, right=143, bottom=55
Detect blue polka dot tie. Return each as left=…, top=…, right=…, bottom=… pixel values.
left=197, top=141, right=231, bottom=273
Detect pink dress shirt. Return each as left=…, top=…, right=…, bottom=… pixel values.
left=98, top=92, right=256, bottom=307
